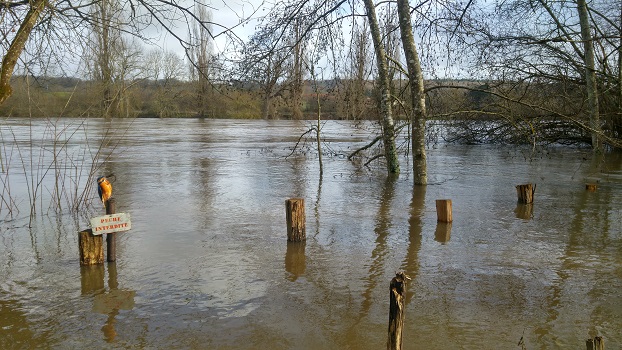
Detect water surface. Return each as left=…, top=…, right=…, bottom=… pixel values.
left=0, top=118, right=621, bottom=349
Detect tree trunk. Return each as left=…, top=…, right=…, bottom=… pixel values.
left=291, top=19, right=304, bottom=120
left=98, top=0, right=114, bottom=118
left=363, top=0, right=400, bottom=175
left=577, top=0, right=602, bottom=152
left=0, top=0, right=46, bottom=105
left=618, top=6, right=622, bottom=138
left=397, top=0, right=427, bottom=185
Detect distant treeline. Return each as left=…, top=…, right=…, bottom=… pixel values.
left=2, top=75, right=620, bottom=148
left=0, top=75, right=514, bottom=121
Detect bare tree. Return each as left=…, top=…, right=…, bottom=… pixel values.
left=0, top=0, right=46, bottom=105
left=145, top=49, right=185, bottom=117
left=577, top=0, right=601, bottom=151
left=363, top=0, right=400, bottom=175
left=289, top=17, right=307, bottom=120
left=189, top=4, right=214, bottom=117
left=441, top=0, right=621, bottom=149
left=397, top=0, right=427, bottom=184
left=0, top=0, right=247, bottom=109
left=238, top=28, right=290, bottom=119
left=341, top=22, right=372, bottom=120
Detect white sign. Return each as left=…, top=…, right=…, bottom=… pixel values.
left=91, top=213, right=131, bottom=235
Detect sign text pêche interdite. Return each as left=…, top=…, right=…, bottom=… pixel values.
left=90, top=213, right=132, bottom=235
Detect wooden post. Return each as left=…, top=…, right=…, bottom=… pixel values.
left=516, top=183, right=536, bottom=204
left=286, top=198, right=306, bottom=242
left=79, top=229, right=104, bottom=265
left=586, top=336, right=604, bottom=350
left=106, top=198, right=117, bottom=262
left=435, top=199, right=452, bottom=222
left=586, top=183, right=597, bottom=191
left=387, top=272, right=408, bottom=350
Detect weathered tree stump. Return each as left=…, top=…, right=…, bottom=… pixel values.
left=286, top=198, right=306, bottom=242
left=106, top=198, right=117, bottom=262
left=586, top=336, right=604, bottom=350
left=387, top=272, right=408, bottom=350
left=516, top=183, right=536, bottom=204
left=435, top=199, right=452, bottom=222
left=79, top=229, right=104, bottom=265
left=586, top=183, right=597, bottom=192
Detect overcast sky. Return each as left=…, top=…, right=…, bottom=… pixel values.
left=159, top=0, right=271, bottom=59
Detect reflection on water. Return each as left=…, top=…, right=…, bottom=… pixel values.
left=285, top=242, right=306, bottom=280
left=0, top=119, right=621, bottom=349
left=434, top=222, right=452, bottom=243
left=515, top=203, right=534, bottom=220
left=80, top=265, right=105, bottom=294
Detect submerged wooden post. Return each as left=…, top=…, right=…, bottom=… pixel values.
left=586, top=183, right=597, bottom=192
left=286, top=198, right=306, bottom=242
left=106, top=198, right=117, bottom=262
left=435, top=199, right=452, bottom=222
left=516, top=183, right=536, bottom=204
left=387, top=272, right=409, bottom=350
left=586, top=336, right=604, bottom=350
left=79, top=229, right=104, bottom=265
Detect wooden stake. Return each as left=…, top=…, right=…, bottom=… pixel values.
left=586, top=183, right=597, bottom=192
left=106, top=198, right=117, bottom=262
left=79, top=229, right=104, bottom=265
left=387, top=272, right=408, bottom=350
left=435, top=199, right=452, bottom=222
left=286, top=198, right=306, bottom=242
left=586, top=336, right=604, bottom=350
left=516, top=184, right=536, bottom=204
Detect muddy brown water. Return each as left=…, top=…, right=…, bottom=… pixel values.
left=0, top=118, right=621, bottom=349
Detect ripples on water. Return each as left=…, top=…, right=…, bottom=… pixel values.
left=0, top=118, right=621, bottom=349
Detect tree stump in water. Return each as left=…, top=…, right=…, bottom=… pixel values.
left=286, top=198, right=306, bottom=242
left=387, top=272, right=408, bottom=350
left=435, top=199, right=452, bottom=222
left=586, top=183, right=597, bottom=192
left=79, top=229, right=104, bottom=265
left=516, top=184, right=536, bottom=204
left=586, top=336, right=604, bottom=350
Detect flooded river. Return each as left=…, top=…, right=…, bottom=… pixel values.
left=0, top=118, right=621, bottom=349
